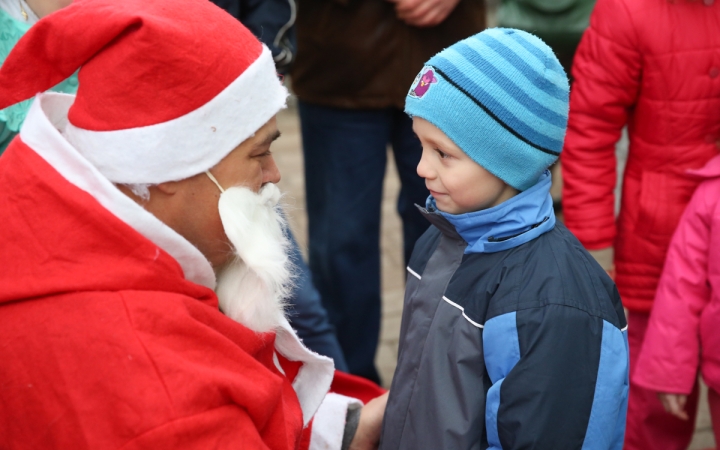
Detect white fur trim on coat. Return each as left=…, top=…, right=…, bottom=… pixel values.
left=63, top=46, right=287, bottom=184
left=310, top=393, right=363, bottom=450
left=274, top=317, right=335, bottom=426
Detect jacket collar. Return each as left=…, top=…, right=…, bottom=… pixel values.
left=419, top=171, right=556, bottom=254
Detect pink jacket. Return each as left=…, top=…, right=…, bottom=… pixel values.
left=634, top=154, right=720, bottom=395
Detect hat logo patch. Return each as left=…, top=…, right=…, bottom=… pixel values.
left=409, top=67, right=438, bottom=99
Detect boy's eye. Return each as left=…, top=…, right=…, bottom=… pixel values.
left=434, top=148, right=448, bottom=159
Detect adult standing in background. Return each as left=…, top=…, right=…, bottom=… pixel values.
left=209, top=0, right=296, bottom=74
left=292, top=0, right=486, bottom=384
left=561, top=0, right=720, bottom=448
left=211, top=0, right=350, bottom=372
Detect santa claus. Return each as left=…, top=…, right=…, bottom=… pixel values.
left=0, top=0, right=387, bottom=448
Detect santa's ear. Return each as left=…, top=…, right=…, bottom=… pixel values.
left=154, top=181, right=180, bottom=195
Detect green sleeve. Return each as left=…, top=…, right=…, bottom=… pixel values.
left=0, top=121, right=18, bottom=156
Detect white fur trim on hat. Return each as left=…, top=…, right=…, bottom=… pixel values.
left=63, top=46, right=287, bottom=184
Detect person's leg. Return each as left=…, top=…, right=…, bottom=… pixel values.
left=284, top=226, right=349, bottom=372
left=624, top=311, right=699, bottom=450
left=707, top=387, right=720, bottom=447
left=389, top=109, right=430, bottom=267
left=298, top=101, right=390, bottom=384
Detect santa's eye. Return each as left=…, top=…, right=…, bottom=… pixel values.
left=253, top=148, right=273, bottom=158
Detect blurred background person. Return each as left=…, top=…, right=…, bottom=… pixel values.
left=496, top=0, right=595, bottom=214
left=210, top=0, right=296, bottom=74
left=286, top=231, right=349, bottom=370
left=0, top=0, right=75, bottom=154
left=210, top=0, right=350, bottom=371
left=496, top=0, right=593, bottom=77
left=634, top=153, right=720, bottom=450
left=290, top=0, right=486, bottom=384
left=561, top=0, right=720, bottom=448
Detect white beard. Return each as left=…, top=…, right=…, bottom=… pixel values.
left=215, top=183, right=294, bottom=333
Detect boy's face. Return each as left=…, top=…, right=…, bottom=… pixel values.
left=414, top=117, right=518, bottom=215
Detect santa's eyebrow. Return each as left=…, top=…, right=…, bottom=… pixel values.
left=257, top=130, right=281, bottom=147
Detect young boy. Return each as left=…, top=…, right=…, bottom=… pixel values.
left=379, top=28, right=629, bottom=450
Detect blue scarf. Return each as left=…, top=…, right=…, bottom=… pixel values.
left=425, top=171, right=556, bottom=254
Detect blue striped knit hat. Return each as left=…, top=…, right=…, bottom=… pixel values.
left=406, top=28, right=569, bottom=191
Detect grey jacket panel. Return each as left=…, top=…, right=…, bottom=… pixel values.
left=400, top=299, right=486, bottom=449
left=381, top=214, right=486, bottom=450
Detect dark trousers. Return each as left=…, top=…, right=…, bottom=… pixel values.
left=285, top=228, right=349, bottom=372
left=299, top=101, right=430, bottom=383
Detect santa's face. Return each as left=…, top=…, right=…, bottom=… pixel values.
left=210, top=117, right=282, bottom=195
left=203, top=117, right=282, bottom=268
left=124, top=116, right=289, bottom=330
left=149, top=117, right=282, bottom=270
left=203, top=117, right=292, bottom=332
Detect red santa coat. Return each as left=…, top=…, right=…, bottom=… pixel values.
left=0, top=94, right=366, bottom=449
left=634, top=155, right=720, bottom=395
left=561, top=0, right=720, bottom=312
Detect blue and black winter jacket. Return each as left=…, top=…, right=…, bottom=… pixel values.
left=379, top=172, right=629, bottom=450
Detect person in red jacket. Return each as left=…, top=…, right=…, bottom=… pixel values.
left=634, top=154, right=720, bottom=445
left=0, top=0, right=386, bottom=448
left=561, top=0, right=720, bottom=448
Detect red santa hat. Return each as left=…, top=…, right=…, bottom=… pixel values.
left=0, top=0, right=287, bottom=184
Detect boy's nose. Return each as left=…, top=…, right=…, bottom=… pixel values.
left=416, top=151, right=434, bottom=180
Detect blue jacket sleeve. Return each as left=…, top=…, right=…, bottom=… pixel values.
left=483, top=305, right=629, bottom=450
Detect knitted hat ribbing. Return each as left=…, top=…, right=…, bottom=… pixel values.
left=406, top=28, right=569, bottom=191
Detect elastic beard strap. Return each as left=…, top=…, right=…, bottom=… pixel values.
left=205, top=171, right=225, bottom=193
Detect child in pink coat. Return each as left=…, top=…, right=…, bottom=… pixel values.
left=635, top=153, right=720, bottom=440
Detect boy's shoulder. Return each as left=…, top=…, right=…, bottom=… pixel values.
left=410, top=223, right=625, bottom=331
left=406, top=224, right=443, bottom=276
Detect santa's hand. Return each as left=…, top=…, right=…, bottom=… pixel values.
left=349, top=392, right=389, bottom=450
left=387, top=0, right=461, bottom=28
left=657, top=392, right=689, bottom=420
